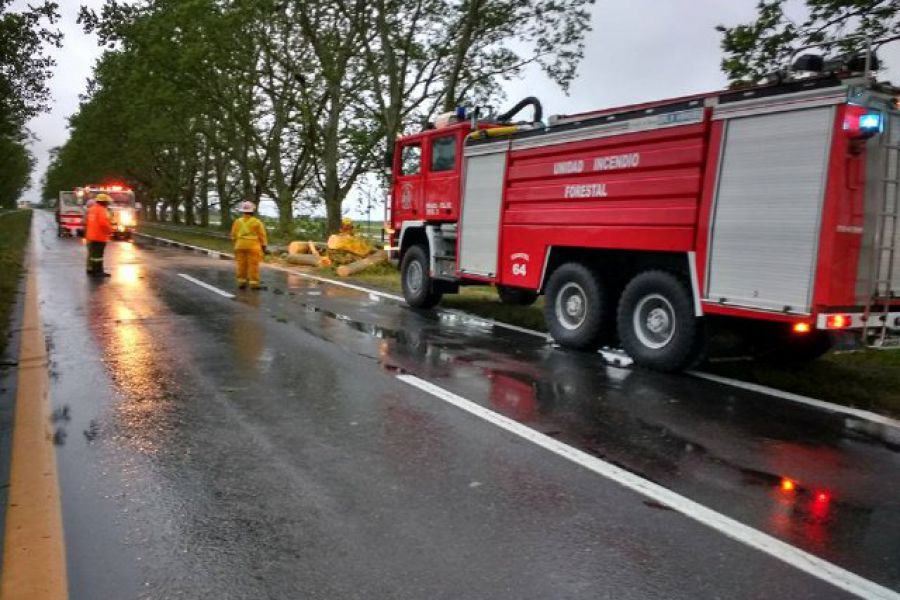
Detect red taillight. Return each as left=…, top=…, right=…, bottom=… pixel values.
left=793, top=322, right=811, bottom=334
left=825, top=314, right=851, bottom=329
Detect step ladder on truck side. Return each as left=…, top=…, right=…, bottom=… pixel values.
left=862, top=108, right=900, bottom=347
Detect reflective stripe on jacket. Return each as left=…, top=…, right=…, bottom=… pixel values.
left=85, top=203, right=113, bottom=242
left=230, top=216, right=267, bottom=251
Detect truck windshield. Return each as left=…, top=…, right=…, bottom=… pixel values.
left=60, top=193, right=82, bottom=208
left=90, top=191, right=135, bottom=207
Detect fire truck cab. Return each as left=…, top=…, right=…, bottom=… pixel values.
left=76, top=184, right=139, bottom=240
left=389, top=48, right=900, bottom=372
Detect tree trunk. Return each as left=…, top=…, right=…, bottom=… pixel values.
left=199, top=156, right=209, bottom=228
left=184, top=189, right=195, bottom=226
left=214, top=153, right=232, bottom=231
left=276, top=187, right=293, bottom=234
left=442, top=0, right=482, bottom=111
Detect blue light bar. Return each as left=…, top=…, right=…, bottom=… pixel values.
left=455, top=106, right=466, bottom=120
left=859, top=112, right=883, bottom=132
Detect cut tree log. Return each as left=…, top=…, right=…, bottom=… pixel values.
left=284, top=254, right=320, bottom=266
left=336, top=251, right=388, bottom=277
left=287, top=241, right=309, bottom=255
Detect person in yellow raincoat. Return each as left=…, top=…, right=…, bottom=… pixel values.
left=230, top=201, right=268, bottom=289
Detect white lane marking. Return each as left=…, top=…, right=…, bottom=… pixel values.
left=177, top=273, right=235, bottom=299
left=438, top=308, right=549, bottom=339
left=141, top=232, right=899, bottom=429
left=267, top=263, right=549, bottom=339
left=689, top=371, right=900, bottom=431
left=265, top=264, right=404, bottom=302
left=140, top=232, right=546, bottom=339
left=396, top=373, right=900, bottom=600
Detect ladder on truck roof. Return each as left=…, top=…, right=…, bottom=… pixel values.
left=862, top=108, right=900, bottom=347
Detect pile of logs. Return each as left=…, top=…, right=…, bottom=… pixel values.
left=282, top=236, right=388, bottom=277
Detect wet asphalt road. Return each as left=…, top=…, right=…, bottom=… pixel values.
left=31, top=211, right=900, bottom=599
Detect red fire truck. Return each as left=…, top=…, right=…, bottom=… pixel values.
left=388, top=49, right=900, bottom=371
left=75, top=184, right=139, bottom=240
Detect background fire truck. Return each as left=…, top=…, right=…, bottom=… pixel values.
left=389, top=43, right=900, bottom=372
left=75, top=184, right=139, bottom=240
left=56, top=190, right=85, bottom=237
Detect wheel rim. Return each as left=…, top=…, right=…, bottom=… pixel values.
left=555, top=281, right=588, bottom=331
left=406, top=259, right=424, bottom=294
left=633, top=293, right=676, bottom=349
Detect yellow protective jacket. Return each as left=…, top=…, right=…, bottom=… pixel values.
left=230, top=216, right=268, bottom=251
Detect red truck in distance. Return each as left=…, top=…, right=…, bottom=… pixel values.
left=387, top=46, right=900, bottom=372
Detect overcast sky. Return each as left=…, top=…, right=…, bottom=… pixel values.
left=16, top=0, right=900, bottom=212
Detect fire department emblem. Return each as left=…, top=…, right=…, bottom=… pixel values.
left=401, top=183, right=413, bottom=210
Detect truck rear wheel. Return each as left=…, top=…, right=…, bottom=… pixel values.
left=544, top=262, right=608, bottom=350
left=497, top=286, right=538, bottom=306
left=401, top=245, right=442, bottom=309
left=617, top=270, right=704, bottom=372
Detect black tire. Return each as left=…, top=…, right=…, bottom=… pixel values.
left=401, top=245, right=442, bottom=309
left=497, top=285, right=538, bottom=306
left=617, top=270, right=704, bottom=372
left=543, top=262, right=608, bottom=350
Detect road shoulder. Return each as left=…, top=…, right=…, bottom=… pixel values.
left=0, top=256, right=67, bottom=599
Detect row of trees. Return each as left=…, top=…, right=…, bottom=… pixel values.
left=718, top=0, right=900, bottom=82
left=42, top=0, right=594, bottom=233
left=38, top=1, right=897, bottom=231
left=0, top=0, right=60, bottom=209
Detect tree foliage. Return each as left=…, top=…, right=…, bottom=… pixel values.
left=0, top=134, right=33, bottom=207
left=718, top=1, right=900, bottom=83
left=0, top=0, right=60, bottom=207
left=47, top=0, right=594, bottom=232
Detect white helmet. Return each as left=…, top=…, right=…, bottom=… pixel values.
left=239, top=201, right=256, bottom=213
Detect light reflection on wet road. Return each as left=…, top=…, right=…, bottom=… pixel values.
left=32, top=212, right=899, bottom=599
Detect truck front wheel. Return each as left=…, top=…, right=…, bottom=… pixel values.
left=617, top=270, right=704, bottom=372
left=401, top=245, right=442, bottom=309
left=544, top=262, right=608, bottom=350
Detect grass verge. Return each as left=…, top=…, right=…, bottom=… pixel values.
left=0, top=210, right=33, bottom=357
left=704, top=351, right=900, bottom=418
left=139, top=223, right=235, bottom=254
left=139, top=221, right=900, bottom=416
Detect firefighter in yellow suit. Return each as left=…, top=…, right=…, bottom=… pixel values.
left=230, top=201, right=268, bottom=289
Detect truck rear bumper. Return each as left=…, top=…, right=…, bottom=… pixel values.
left=816, top=311, right=900, bottom=331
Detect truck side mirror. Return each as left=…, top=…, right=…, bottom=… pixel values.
left=384, top=150, right=394, bottom=176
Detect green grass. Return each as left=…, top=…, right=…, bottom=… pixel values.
left=705, top=350, right=900, bottom=418
left=0, top=210, right=33, bottom=358
left=443, top=287, right=548, bottom=332
left=138, top=220, right=900, bottom=417
left=139, top=223, right=235, bottom=254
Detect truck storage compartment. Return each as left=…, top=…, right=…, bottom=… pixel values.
left=705, top=106, right=835, bottom=313
left=457, top=142, right=509, bottom=277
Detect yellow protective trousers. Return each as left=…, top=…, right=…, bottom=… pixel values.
left=235, top=248, right=262, bottom=287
